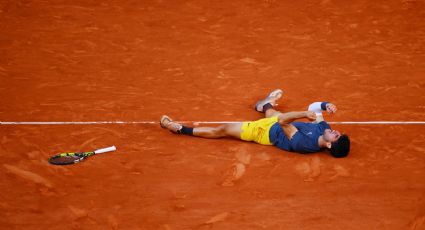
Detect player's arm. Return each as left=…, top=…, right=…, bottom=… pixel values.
left=308, top=102, right=337, bottom=123
left=277, top=111, right=317, bottom=124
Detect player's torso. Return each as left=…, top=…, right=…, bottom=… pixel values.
left=270, top=122, right=329, bottom=153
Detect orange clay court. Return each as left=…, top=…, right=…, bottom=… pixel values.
left=0, top=0, right=424, bottom=229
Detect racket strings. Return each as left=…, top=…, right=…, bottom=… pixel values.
left=49, top=153, right=85, bottom=165
left=48, top=147, right=113, bottom=165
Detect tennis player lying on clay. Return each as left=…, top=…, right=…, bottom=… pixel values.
left=160, top=89, right=350, bottom=158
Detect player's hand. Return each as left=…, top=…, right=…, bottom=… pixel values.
left=306, top=111, right=317, bottom=121
left=326, top=103, right=337, bottom=114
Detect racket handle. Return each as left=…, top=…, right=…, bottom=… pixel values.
left=94, top=145, right=117, bottom=154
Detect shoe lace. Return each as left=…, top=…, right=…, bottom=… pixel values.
left=168, top=121, right=182, bottom=132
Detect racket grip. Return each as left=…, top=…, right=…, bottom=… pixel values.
left=94, top=145, right=117, bottom=154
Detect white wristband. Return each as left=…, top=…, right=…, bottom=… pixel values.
left=308, top=102, right=323, bottom=116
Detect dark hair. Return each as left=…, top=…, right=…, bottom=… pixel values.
left=330, top=135, right=350, bottom=158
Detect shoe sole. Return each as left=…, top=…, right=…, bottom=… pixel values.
left=255, top=89, right=283, bottom=111
left=268, top=89, right=283, bottom=99
left=160, top=115, right=171, bottom=129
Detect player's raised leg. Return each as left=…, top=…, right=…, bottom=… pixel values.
left=255, top=89, right=284, bottom=118
left=160, top=115, right=243, bottom=139
left=254, top=89, right=309, bottom=124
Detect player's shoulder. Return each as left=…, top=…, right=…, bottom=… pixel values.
left=317, top=120, right=331, bottom=129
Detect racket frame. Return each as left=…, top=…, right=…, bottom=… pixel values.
left=48, top=146, right=116, bottom=165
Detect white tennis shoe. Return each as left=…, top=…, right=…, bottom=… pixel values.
left=255, top=89, right=283, bottom=112
left=160, top=115, right=183, bottom=134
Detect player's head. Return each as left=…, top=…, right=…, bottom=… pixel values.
left=323, top=129, right=350, bottom=158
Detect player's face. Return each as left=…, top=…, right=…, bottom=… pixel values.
left=323, top=129, right=341, bottom=143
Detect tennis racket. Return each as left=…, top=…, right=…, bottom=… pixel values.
left=48, top=146, right=117, bottom=165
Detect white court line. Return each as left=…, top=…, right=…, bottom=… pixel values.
left=1, top=121, right=425, bottom=125
left=192, top=121, right=425, bottom=125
